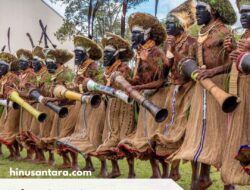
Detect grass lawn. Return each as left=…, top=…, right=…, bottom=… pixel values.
left=0, top=146, right=249, bottom=190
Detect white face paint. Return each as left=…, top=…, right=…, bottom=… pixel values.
left=19, top=54, right=29, bottom=62
left=144, top=28, right=151, bottom=41
left=104, top=45, right=116, bottom=52
left=196, top=1, right=212, bottom=13
left=75, top=46, right=85, bottom=52
left=132, top=25, right=144, bottom=32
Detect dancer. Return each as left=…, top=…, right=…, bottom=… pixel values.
left=92, top=33, right=135, bottom=178
left=118, top=12, right=169, bottom=178
left=56, top=35, right=106, bottom=173
left=151, top=0, right=196, bottom=180
left=171, top=0, right=236, bottom=189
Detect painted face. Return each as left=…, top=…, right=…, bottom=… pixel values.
left=74, top=49, right=87, bottom=65
left=0, top=61, right=9, bottom=76
left=45, top=59, right=57, bottom=74
left=240, top=5, right=250, bottom=29
left=19, top=59, right=30, bottom=71
left=166, top=15, right=183, bottom=36
left=103, top=49, right=117, bottom=67
left=196, top=3, right=212, bottom=25
left=32, top=58, right=42, bottom=73
left=131, top=30, right=145, bottom=49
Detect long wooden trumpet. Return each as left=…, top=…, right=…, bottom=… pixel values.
left=111, top=72, right=168, bottom=123
left=29, top=89, right=68, bottom=118
left=179, top=59, right=238, bottom=113
left=84, top=78, right=133, bottom=104
left=8, top=91, right=47, bottom=122
left=0, top=99, right=20, bottom=109
left=53, top=85, right=101, bottom=108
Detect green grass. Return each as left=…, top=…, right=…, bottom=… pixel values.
left=0, top=146, right=249, bottom=190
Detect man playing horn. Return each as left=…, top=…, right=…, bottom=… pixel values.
left=56, top=35, right=106, bottom=173
left=118, top=12, right=169, bottom=178
left=91, top=33, right=135, bottom=178
left=170, top=0, right=237, bottom=189
left=0, top=52, right=21, bottom=160
left=151, top=0, right=197, bottom=180
left=22, top=46, right=56, bottom=164
left=32, top=48, right=76, bottom=166
left=220, top=0, right=250, bottom=189
left=15, top=48, right=45, bottom=161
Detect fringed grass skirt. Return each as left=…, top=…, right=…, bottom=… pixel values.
left=92, top=98, right=134, bottom=160
left=151, top=82, right=194, bottom=158
left=221, top=75, right=250, bottom=185
left=118, top=88, right=167, bottom=160
left=57, top=101, right=106, bottom=156
left=0, top=108, right=20, bottom=145
left=170, top=74, right=228, bottom=169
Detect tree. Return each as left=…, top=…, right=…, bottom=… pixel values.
left=94, top=1, right=122, bottom=38
left=50, top=0, right=104, bottom=38
left=116, top=0, right=149, bottom=37
left=50, top=0, right=148, bottom=41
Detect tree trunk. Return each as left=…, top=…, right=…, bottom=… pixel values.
left=88, top=0, right=93, bottom=38
left=91, top=0, right=102, bottom=39
left=121, top=0, right=128, bottom=38
left=155, top=0, right=159, bottom=16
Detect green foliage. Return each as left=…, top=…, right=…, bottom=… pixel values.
left=95, top=66, right=105, bottom=84
left=188, top=24, right=200, bottom=38
left=50, top=0, right=148, bottom=41
left=58, top=67, right=75, bottom=83
left=55, top=21, right=77, bottom=42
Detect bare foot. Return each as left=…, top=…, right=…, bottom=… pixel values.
left=107, top=171, right=121, bottom=178
left=8, top=154, right=16, bottom=161
left=128, top=173, right=136, bottom=178
left=150, top=173, right=161, bottom=178
left=14, top=155, right=22, bottom=161
left=57, top=163, right=72, bottom=169
left=224, top=185, right=235, bottom=190
left=98, top=169, right=108, bottom=178
left=71, top=164, right=80, bottom=171
left=169, top=169, right=181, bottom=181
left=197, top=176, right=212, bottom=190
left=82, top=166, right=95, bottom=172
left=32, top=159, right=47, bottom=164
left=47, top=160, right=55, bottom=166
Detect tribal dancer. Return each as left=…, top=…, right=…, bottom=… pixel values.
left=151, top=0, right=196, bottom=180
left=220, top=0, right=250, bottom=189
left=56, top=35, right=106, bottom=173
left=171, top=0, right=237, bottom=189
left=118, top=13, right=169, bottom=178
left=33, top=48, right=75, bottom=166
left=92, top=33, right=135, bottom=178
left=15, top=48, right=37, bottom=161
left=0, top=52, right=21, bottom=160
left=24, top=46, right=55, bottom=164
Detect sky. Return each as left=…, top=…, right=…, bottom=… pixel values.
left=44, top=0, right=240, bottom=25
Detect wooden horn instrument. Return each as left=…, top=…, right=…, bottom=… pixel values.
left=53, top=85, right=101, bottom=108
left=84, top=78, right=133, bottom=104
left=29, top=89, right=68, bottom=118
left=179, top=59, right=239, bottom=113
left=8, top=91, right=47, bottom=122
left=111, top=72, right=168, bottom=123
